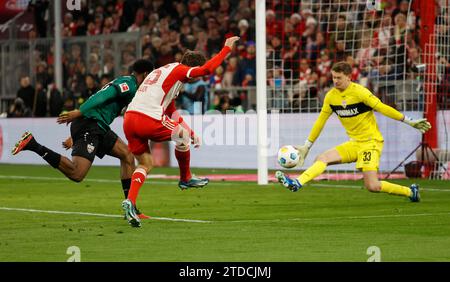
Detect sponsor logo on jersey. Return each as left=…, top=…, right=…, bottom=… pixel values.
left=119, top=83, right=129, bottom=93
left=330, top=102, right=372, bottom=118
left=87, top=143, right=95, bottom=154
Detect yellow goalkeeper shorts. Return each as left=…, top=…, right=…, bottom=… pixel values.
left=335, top=140, right=384, bottom=171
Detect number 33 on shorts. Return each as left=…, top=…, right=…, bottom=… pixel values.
left=357, top=143, right=382, bottom=170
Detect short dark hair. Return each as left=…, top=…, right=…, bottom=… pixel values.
left=331, top=61, right=352, bottom=75
left=180, top=50, right=207, bottom=67
left=130, top=59, right=154, bottom=74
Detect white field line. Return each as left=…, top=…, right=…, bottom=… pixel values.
left=223, top=212, right=450, bottom=223
left=1, top=206, right=449, bottom=225
left=0, top=175, right=180, bottom=185
left=0, top=175, right=449, bottom=191
left=0, top=207, right=211, bottom=223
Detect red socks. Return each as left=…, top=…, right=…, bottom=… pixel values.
left=127, top=167, right=147, bottom=205
left=175, top=148, right=192, bottom=182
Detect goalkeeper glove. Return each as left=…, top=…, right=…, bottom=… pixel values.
left=402, top=116, right=432, bottom=134
left=294, top=140, right=313, bottom=167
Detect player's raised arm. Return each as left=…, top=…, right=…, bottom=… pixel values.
left=365, top=90, right=432, bottom=133
left=192, top=36, right=240, bottom=75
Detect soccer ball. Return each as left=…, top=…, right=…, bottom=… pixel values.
left=277, top=145, right=299, bottom=168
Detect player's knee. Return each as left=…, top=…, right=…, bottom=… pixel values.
left=175, top=143, right=190, bottom=152
left=365, top=182, right=381, bottom=192
left=144, top=159, right=154, bottom=172
left=69, top=172, right=85, bottom=183
left=67, top=165, right=87, bottom=182
left=140, top=156, right=154, bottom=173
left=315, top=155, right=329, bottom=164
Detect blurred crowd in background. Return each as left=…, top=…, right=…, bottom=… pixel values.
left=4, top=0, right=450, bottom=118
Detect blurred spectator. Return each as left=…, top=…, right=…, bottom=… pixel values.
left=195, top=30, right=208, bottom=54
left=407, top=47, right=422, bottom=76
left=155, top=44, right=174, bottom=67
left=47, top=84, right=64, bottom=117
left=214, top=93, right=231, bottom=113
left=33, top=82, right=47, bottom=117
left=29, top=0, right=49, bottom=38
left=269, top=68, right=287, bottom=109
left=230, top=96, right=244, bottom=113
left=75, top=17, right=87, bottom=36
left=207, top=20, right=223, bottom=55
left=79, top=74, right=99, bottom=106
left=391, top=13, right=409, bottom=79
left=346, top=56, right=361, bottom=82
left=222, top=56, right=238, bottom=88
left=100, top=74, right=112, bottom=88
left=328, top=14, right=357, bottom=51
left=375, top=14, right=393, bottom=50
left=237, top=19, right=254, bottom=45
left=356, top=35, right=376, bottom=72
left=180, top=77, right=209, bottom=114
left=266, top=9, right=282, bottom=40
left=62, top=13, right=76, bottom=37
left=127, top=8, right=145, bottom=32
left=331, top=40, right=347, bottom=62
left=317, top=51, right=332, bottom=78
left=233, top=41, right=256, bottom=86
left=119, top=0, right=139, bottom=32
left=7, top=98, right=32, bottom=118
left=283, top=35, right=300, bottom=77
left=210, top=65, right=225, bottom=89
left=17, top=76, right=35, bottom=113
left=268, top=36, right=283, bottom=64
left=14, top=0, right=426, bottom=115
left=87, top=53, right=102, bottom=80
left=36, top=61, right=50, bottom=87
left=103, top=17, right=115, bottom=34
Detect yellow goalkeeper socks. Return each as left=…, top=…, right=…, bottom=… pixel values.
left=297, top=161, right=327, bottom=185
left=380, top=181, right=412, bottom=197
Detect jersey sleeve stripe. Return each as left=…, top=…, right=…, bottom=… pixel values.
left=186, top=67, right=198, bottom=78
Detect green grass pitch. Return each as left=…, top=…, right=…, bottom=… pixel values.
left=0, top=164, right=449, bottom=262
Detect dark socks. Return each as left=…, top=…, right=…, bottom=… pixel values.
left=26, top=138, right=61, bottom=168
left=121, top=178, right=131, bottom=199
left=122, top=177, right=142, bottom=214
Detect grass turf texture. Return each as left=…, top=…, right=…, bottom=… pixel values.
left=0, top=164, right=449, bottom=262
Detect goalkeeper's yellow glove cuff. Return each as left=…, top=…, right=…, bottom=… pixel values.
left=304, top=140, right=313, bottom=149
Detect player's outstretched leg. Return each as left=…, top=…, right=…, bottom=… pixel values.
left=275, top=171, right=302, bottom=192
left=12, top=131, right=61, bottom=169
left=409, top=184, right=420, bottom=202
left=122, top=199, right=141, bottom=227
left=11, top=131, right=34, bottom=155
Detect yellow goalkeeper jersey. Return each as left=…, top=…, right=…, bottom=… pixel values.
left=320, top=82, right=384, bottom=142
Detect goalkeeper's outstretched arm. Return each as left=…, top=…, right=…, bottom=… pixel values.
left=295, top=110, right=332, bottom=166
left=373, top=102, right=432, bottom=133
